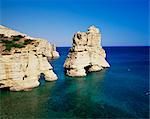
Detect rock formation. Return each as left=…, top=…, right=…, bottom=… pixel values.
left=0, top=25, right=59, bottom=91
left=64, top=26, right=110, bottom=77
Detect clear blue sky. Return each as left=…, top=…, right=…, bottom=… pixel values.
left=1, top=0, right=149, bottom=46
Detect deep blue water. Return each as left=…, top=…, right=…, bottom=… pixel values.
left=0, top=47, right=149, bottom=118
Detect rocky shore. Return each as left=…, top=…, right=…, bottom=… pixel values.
left=64, top=26, right=110, bottom=76
left=0, top=25, right=59, bottom=91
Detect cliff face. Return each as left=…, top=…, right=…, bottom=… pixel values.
left=64, top=26, right=110, bottom=77
left=0, top=25, right=59, bottom=91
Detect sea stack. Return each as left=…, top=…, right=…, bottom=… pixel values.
left=64, top=26, right=110, bottom=77
left=0, top=25, right=59, bottom=91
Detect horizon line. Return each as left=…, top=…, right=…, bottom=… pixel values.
left=56, top=46, right=150, bottom=47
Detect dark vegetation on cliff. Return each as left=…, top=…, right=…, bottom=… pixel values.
left=0, top=34, right=33, bottom=52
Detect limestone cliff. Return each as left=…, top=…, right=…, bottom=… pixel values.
left=64, top=26, right=110, bottom=76
left=0, top=25, right=59, bottom=91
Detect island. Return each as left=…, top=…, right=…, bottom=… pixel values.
left=64, top=26, right=110, bottom=76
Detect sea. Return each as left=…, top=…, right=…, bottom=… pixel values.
left=0, top=47, right=149, bottom=118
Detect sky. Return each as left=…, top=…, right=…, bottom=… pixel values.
left=0, top=0, right=149, bottom=46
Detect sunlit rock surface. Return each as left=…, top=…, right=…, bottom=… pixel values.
left=64, top=26, right=110, bottom=77
left=0, top=25, right=59, bottom=91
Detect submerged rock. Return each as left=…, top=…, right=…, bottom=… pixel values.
left=0, top=25, right=59, bottom=91
left=64, top=26, right=110, bottom=77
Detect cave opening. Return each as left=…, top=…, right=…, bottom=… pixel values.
left=39, top=73, right=46, bottom=86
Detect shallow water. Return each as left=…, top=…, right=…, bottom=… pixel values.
left=0, top=47, right=149, bottom=118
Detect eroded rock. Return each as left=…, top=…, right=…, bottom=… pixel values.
left=64, top=26, right=110, bottom=77
left=0, top=25, right=59, bottom=91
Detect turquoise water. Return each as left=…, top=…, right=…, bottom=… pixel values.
left=0, top=47, right=149, bottom=118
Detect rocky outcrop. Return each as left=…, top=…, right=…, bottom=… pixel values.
left=0, top=25, right=59, bottom=91
left=64, top=26, right=110, bottom=77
